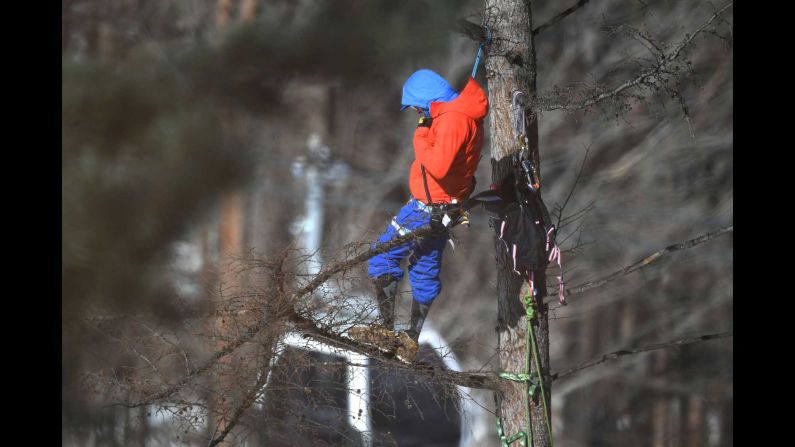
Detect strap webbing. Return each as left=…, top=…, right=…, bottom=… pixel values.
left=420, top=164, right=434, bottom=206
left=471, top=25, right=493, bottom=79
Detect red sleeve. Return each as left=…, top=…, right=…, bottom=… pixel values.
left=413, top=115, right=468, bottom=179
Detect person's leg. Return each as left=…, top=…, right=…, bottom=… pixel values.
left=352, top=216, right=408, bottom=349
left=372, top=275, right=398, bottom=329
left=367, top=217, right=408, bottom=285
left=407, top=299, right=432, bottom=341
left=407, top=232, right=447, bottom=314
left=397, top=232, right=447, bottom=361
left=367, top=202, right=421, bottom=328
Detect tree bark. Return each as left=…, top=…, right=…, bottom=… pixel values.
left=484, top=0, right=551, bottom=446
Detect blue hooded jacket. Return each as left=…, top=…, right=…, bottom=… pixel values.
left=400, top=69, right=459, bottom=116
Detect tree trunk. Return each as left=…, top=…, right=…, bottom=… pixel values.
left=211, top=3, right=258, bottom=443
left=484, top=0, right=551, bottom=446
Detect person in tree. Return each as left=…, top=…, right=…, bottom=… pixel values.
left=353, top=69, right=488, bottom=362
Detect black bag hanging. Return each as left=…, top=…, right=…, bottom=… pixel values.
left=476, top=90, right=565, bottom=303
left=490, top=154, right=553, bottom=265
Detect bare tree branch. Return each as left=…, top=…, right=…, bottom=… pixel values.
left=286, top=313, right=503, bottom=391
left=456, top=0, right=593, bottom=42
left=554, top=145, right=591, bottom=231
left=541, top=2, right=733, bottom=112
left=293, top=226, right=440, bottom=299
left=117, top=219, right=734, bottom=412
left=455, top=18, right=488, bottom=43
left=123, top=319, right=266, bottom=408
left=552, top=331, right=732, bottom=381
left=547, top=224, right=733, bottom=305
left=533, top=0, right=592, bottom=36
left=110, top=222, right=734, bottom=415
left=607, top=23, right=664, bottom=58
left=207, top=359, right=273, bottom=446
left=123, top=226, right=471, bottom=407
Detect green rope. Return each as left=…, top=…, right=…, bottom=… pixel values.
left=496, top=287, right=555, bottom=447
left=525, top=293, right=554, bottom=446
left=524, top=294, right=533, bottom=447
left=498, top=372, right=531, bottom=382
left=496, top=416, right=527, bottom=446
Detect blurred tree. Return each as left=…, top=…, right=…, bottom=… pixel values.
left=62, top=0, right=469, bottom=443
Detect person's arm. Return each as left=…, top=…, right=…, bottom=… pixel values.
left=413, top=115, right=469, bottom=179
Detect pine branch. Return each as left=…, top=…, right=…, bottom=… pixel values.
left=293, top=226, right=439, bottom=300
left=551, top=331, right=732, bottom=381
left=118, top=224, right=735, bottom=406
left=285, top=311, right=502, bottom=390
left=117, top=319, right=265, bottom=409
left=547, top=224, right=732, bottom=305
left=541, top=2, right=733, bottom=112
left=207, top=360, right=273, bottom=446
left=123, top=226, right=453, bottom=407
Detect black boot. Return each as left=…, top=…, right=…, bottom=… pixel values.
left=396, top=300, right=431, bottom=363
left=406, top=299, right=432, bottom=342
left=372, top=275, right=398, bottom=330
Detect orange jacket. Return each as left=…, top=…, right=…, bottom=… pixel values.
left=409, top=77, right=489, bottom=204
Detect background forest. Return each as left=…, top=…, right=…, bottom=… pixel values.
left=62, top=0, right=733, bottom=445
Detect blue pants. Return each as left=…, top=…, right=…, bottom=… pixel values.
left=368, top=199, right=448, bottom=304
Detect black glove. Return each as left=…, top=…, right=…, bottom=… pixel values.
left=417, top=116, right=432, bottom=128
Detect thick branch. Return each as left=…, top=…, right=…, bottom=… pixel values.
left=542, top=2, right=733, bottom=111
left=552, top=331, right=732, bottom=381
left=533, top=0, right=592, bottom=36
left=457, top=1, right=593, bottom=42
left=547, top=224, right=732, bottom=304
left=454, top=18, right=488, bottom=43
left=286, top=311, right=502, bottom=390
left=293, top=226, right=439, bottom=299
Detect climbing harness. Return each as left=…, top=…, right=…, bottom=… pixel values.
left=419, top=164, right=470, bottom=231
left=470, top=25, right=493, bottom=79
left=495, top=273, right=554, bottom=447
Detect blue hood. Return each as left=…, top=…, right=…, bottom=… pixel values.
left=400, top=69, right=459, bottom=115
